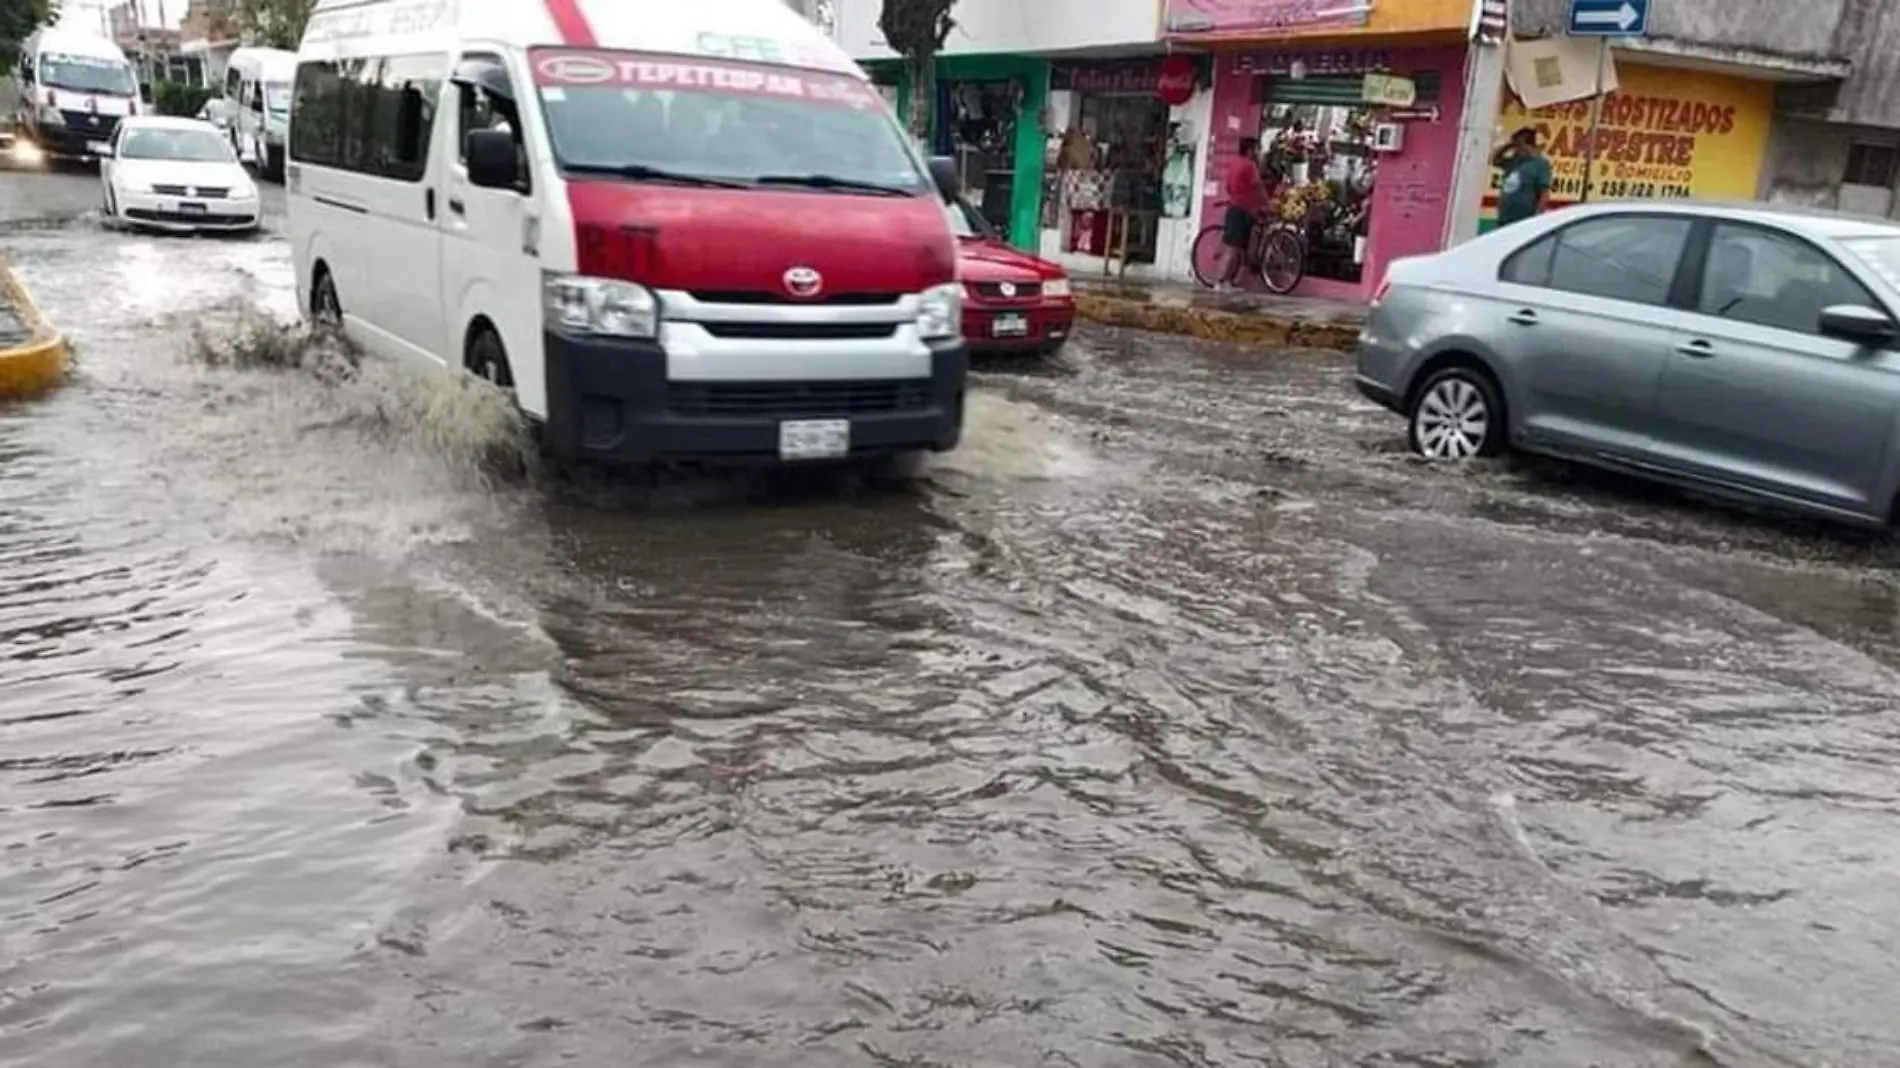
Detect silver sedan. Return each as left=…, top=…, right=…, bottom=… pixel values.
left=1355, top=200, right=1900, bottom=528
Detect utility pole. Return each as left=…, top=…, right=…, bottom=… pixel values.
left=1579, top=37, right=1607, bottom=201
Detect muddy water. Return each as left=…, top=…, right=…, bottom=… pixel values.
left=4, top=183, right=1900, bottom=1067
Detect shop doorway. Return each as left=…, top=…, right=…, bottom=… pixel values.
left=1253, top=71, right=1439, bottom=286
left=1054, top=92, right=1171, bottom=265
left=934, top=79, right=1022, bottom=233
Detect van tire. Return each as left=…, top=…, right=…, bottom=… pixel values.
left=311, top=269, right=342, bottom=330
left=468, top=326, right=514, bottom=390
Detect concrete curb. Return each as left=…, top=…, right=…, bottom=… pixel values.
left=1074, top=292, right=1361, bottom=352
left=0, top=257, right=69, bottom=400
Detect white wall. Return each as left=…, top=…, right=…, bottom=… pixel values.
left=835, top=0, right=1161, bottom=60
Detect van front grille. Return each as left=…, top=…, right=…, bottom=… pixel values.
left=667, top=380, right=932, bottom=418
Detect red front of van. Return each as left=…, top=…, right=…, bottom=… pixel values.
left=529, top=49, right=966, bottom=465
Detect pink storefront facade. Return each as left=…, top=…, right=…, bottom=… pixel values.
left=1195, top=41, right=1472, bottom=302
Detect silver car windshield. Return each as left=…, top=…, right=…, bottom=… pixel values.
left=1841, top=236, right=1900, bottom=296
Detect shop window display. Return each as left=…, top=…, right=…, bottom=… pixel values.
left=1260, top=102, right=1376, bottom=285
left=1051, top=93, right=1171, bottom=265
left=939, top=80, right=1021, bottom=232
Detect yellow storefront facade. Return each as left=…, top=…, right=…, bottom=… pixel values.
left=1481, top=61, right=1773, bottom=230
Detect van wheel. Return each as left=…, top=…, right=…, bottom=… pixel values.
left=469, top=328, right=515, bottom=390
left=311, top=270, right=342, bottom=329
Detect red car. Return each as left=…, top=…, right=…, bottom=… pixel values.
left=947, top=198, right=1076, bottom=356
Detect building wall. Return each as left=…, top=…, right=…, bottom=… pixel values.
left=1511, top=0, right=1846, bottom=61
left=835, top=0, right=1164, bottom=60
left=1481, top=60, right=1775, bottom=228
left=1199, top=42, right=1471, bottom=301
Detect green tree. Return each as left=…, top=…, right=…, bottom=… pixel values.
left=877, top=0, right=956, bottom=140
left=234, top=0, right=314, bottom=50
left=0, top=0, right=59, bottom=69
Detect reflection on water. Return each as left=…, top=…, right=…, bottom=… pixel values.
left=1, top=214, right=1899, bottom=1065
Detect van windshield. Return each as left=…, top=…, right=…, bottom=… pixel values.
left=530, top=49, right=930, bottom=195
left=41, top=53, right=137, bottom=96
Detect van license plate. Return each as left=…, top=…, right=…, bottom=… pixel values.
left=992, top=313, right=1028, bottom=336
left=779, top=419, right=850, bottom=461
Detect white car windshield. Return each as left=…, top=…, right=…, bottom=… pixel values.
left=120, top=127, right=236, bottom=163
left=530, top=49, right=930, bottom=194
left=264, top=83, right=292, bottom=112
left=41, top=53, right=137, bottom=96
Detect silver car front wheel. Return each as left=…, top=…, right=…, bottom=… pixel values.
left=1408, top=368, right=1503, bottom=460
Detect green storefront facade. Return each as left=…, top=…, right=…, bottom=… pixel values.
left=866, top=55, right=1050, bottom=253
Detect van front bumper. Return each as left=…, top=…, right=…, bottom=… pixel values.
left=541, top=332, right=967, bottom=464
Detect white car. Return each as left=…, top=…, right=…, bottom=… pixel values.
left=100, top=116, right=261, bottom=234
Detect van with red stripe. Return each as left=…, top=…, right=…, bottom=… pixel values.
left=287, top=0, right=966, bottom=467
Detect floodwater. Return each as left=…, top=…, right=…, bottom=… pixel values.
left=4, top=169, right=1900, bottom=1067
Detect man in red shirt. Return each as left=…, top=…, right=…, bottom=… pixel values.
left=1214, top=137, right=1267, bottom=292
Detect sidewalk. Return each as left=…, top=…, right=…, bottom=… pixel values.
left=1072, top=277, right=1365, bottom=352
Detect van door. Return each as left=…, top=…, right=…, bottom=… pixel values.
left=363, top=54, right=451, bottom=365
left=438, top=53, right=547, bottom=417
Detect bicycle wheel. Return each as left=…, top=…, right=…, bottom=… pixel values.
left=1258, top=227, right=1306, bottom=295
left=1190, top=225, right=1231, bottom=288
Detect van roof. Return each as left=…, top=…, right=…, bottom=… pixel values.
left=302, top=0, right=861, bottom=77
left=27, top=28, right=131, bottom=61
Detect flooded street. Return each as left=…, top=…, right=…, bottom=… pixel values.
left=6, top=165, right=1900, bottom=1067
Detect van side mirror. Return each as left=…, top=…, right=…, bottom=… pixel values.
left=1819, top=303, right=1898, bottom=345
left=927, top=155, right=957, bottom=198
left=466, top=128, right=521, bottom=190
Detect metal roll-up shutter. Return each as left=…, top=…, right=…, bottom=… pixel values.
left=1262, top=75, right=1366, bottom=106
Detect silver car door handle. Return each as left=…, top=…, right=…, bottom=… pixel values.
left=1675, top=340, right=1715, bottom=358
left=1507, top=309, right=1538, bottom=325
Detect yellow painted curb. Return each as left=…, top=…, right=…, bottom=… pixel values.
left=1074, top=292, right=1360, bottom=353
left=0, top=257, right=69, bottom=400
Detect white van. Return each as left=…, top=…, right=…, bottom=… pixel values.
left=222, top=47, right=297, bottom=180
left=288, top=0, right=967, bottom=469
left=9, top=29, right=141, bottom=159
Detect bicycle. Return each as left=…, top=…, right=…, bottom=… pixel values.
left=1191, top=210, right=1307, bottom=295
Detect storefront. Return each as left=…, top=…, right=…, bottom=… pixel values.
left=1482, top=61, right=1774, bottom=230
left=871, top=55, right=1050, bottom=251
left=1039, top=55, right=1211, bottom=281
left=1198, top=42, right=1470, bottom=301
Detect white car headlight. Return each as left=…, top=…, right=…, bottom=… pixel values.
left=543, top=273, right=659, bottom=339
left=916, top=282, right=962, bottom=341
left=1043, top=277, right=1072, bottom=299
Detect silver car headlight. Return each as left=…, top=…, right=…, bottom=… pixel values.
left=543, top=273, right=659, bottom=339
left=916, top=282, right=962, bottom=341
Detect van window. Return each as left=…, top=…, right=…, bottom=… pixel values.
left=291, top=54, right=445, bottom=182
left=226, top=66, right=242, bottom=99
left=40, top=53, right=137, bottom=96
left=529, top=49, right=929, bottom=194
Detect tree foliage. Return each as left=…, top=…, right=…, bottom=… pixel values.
left=877, top=0, right=956, bottom=138
left=234, top=0, right=315, bottom=50
left=0, top=0, right=59, bottom=69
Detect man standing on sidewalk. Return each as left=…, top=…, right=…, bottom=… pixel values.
left=1492, top=127, right=1552, bottom=228
left=1214, top=137, right=1267, bottom=293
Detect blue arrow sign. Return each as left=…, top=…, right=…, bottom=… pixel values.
left=1568, top=0, right=1649, bottom=35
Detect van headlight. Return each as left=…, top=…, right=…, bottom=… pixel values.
left=543, top=273, right=658, bottom=339
left=916, top=282, right=962, bottom=341
left=36, top=106, right=64, bottom=125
